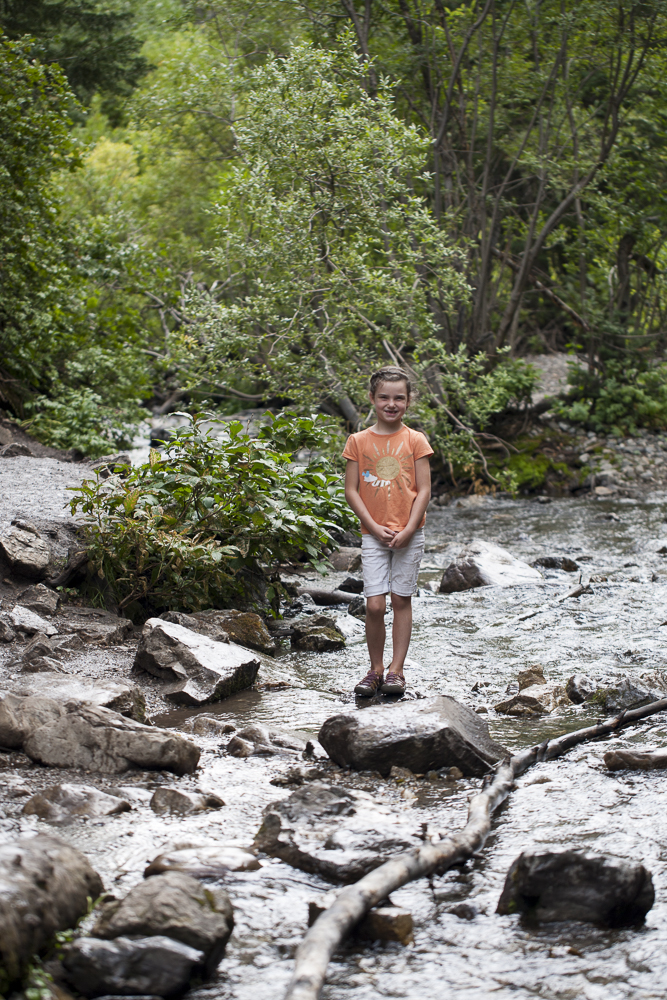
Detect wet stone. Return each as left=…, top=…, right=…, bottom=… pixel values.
left=158, top=611, right=230, bottom=644
left=149, top=786, right=224, bottom=815
left=347, top=595, right=366, bottom=619
left=588, top=675, right=667, bottom=712
left=8, top=674, right=146, bottom=722
left=10, top=604, right=58, bottom=636
left=291, top=615, right=346, bottom=652
left=190, top=609, right=276, bottom=656
left=566, top=673, right=598, bottom=704
left=318, top=695, right=508, bottom=777
left=329, top=547, right=362, bottom=572
left=338, top=575, right=364, bottom=594
left=63, top=935, right=205, bottom=999
left=495, top=683, right=570, bottom=717
left=226, top=724, right=306, bottom=757
left=439, top=539, right=542, bottom=593
left=145, top=844, right=260, bottom=878
left=532, top=556, right=580, bottom=572
left=497, top=850, right=655, bottom=927
left=17, top=583, right=59, bottom=615
left=22, top=783, right=132, bottom=824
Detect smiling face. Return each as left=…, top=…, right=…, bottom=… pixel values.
left=370, top=379, right=409, bottom=429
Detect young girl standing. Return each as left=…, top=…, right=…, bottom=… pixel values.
left=342, top=366, right=432, bottom=695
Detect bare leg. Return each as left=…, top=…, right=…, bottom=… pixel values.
left=388, top=593, right=412, bottom=676
left=365, top=594, right=387, bottom=673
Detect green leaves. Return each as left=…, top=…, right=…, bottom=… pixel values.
left=69, top=411, right=355, bottom=617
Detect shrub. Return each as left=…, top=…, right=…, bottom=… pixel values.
left=69, top=412, right=354, bottom=619
left=555, top=361, right=667, bottom=435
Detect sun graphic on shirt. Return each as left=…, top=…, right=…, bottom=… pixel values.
left=361, top=439, right=414, bottom=495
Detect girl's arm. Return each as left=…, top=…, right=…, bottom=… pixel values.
left=388, top=456, right=431, bottom=549
left=344, top=460, right=397, bottom=544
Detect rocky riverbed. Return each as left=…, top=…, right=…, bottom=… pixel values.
left=3, top=447, right=667, bottom=1000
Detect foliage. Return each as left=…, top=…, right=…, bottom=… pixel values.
left=556, top=361, right=667, bottom=435
left=69, top=412, right=355, bottom=618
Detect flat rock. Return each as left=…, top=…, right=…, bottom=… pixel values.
left=22, top=783, right=132, bottom=824
left=0, top=691, right=65, bottom=749
left=291, top=615, right=346, bottom=652
left=55, top=607, right=134, bottom=646
left=495, top=683, right=570, bottom=716
left=439, top=539, right=542, bottom=593
left=159, top=611, right=229, bottom=644
left=63, top=935, right=204, bottom=998
left=254, top=782, right=428, bottom=883
left=144, top=844, right=260, bottom=878
left=17, top=583, right=60, bottom=615
left=91, top=870, right=233, bottom=974
left=497, top=850, right=654, bottom=926
left=190, top=609, right=276, bottom=656
left=226, top=724, right=306, bottom=758
left=0, top=834, right=103, bottom=991
left=149, top=787, right=224, bottom=815
left=23, top=702, right=200, bottom=775
left=10, top=673, right=146, bottom=722
left=134, top=618, right=261, bottom=706
left=318, top=695, right=508, bottom=777
left=9, top=604, right=58, bottom=636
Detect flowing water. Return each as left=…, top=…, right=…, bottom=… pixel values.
left=9, top=492, right=667, bottom=1000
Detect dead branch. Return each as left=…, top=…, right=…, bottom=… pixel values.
left=605, top=748, right=667, bottom=771
left=491, top=248, right=589, bottom=330
left=297, top=587, right=354, bottom=606
left=284, top=697, right=667, bottom=1000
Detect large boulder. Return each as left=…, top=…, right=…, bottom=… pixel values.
left=63, top=935, right=205, bottom=998
left=91, top=870, right=233, bottom=974
left=0, top=518, right=82, bottom=583
left=439, top=539, right=542, bottom=593
left=497, top=850, right=654, bottom=926
left=134, top=618, right=261, bottom=706
left=22, top=783, right=132, bottom=824
left=0, top=691, right=65, bottom=749
left=0, top=834, right=103, bottom=991
left=191, top=609, right=277, bottom=656
left=23, top=702, right=200, bottom=775
left=9, top=673, right=146, bottom=722
left=254, top=783, right=427, bottom=883
left=318, top=696, right=508, bottom=777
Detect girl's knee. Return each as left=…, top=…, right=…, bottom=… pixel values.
left=366, top=595, right=386, bottom=615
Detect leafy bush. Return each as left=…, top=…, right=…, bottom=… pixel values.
left=556, top=361, right=667, bottom=435
left=69, top=412, right=354, bottom=619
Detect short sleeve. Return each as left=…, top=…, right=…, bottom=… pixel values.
left=411, top=429, right=434, bottom=460
left=342, top=434, right=359, bottom=461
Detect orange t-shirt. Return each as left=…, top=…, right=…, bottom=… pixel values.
left=342, top=425, right=434, bottom=533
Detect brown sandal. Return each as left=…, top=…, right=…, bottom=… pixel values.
left=381, top=672, right=406, bottom=694
left=354, top=670, right=384, bottom=696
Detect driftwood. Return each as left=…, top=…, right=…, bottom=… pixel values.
left=297, top=587, right=354, bottom=606
left=605, top=748, right=667, bottom=771
left=284, top=697, right=667, bottom=1000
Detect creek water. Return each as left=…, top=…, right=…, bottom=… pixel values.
left=15, top=492, right=667, bottom=1000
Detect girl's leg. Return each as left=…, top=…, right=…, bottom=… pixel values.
left=388, top=593, right=412, bottom=676
left=365, top=593, right=387, bottom=673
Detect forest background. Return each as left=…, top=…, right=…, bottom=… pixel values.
left=4, top=0, right=667, bottom=489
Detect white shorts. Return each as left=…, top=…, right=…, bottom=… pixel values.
left=361, top=529, right=425, bottom=598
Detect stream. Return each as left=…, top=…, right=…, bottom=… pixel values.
left=5, top=490, right=667, bottom=999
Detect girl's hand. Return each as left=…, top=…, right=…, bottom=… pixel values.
left=388, top=528, right=414, bottom=549
left=372, top=524, right=397, bottom=544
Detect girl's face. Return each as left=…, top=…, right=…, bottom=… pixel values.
left=370, top=380, right=409, bottom=426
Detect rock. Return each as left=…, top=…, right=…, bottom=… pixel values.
left=439, top=539, right=542, bottom=593
left=187, top=714, right=236, bottom=736
left=447, top=902, right=477, bottom=920
left=318, top=695, right=508, bottom=777
left=497, top=850, right=654, bottom=926
left=134, top=618, right=261, bottom=706
left=91, top=871, right=233, bottom=974
left=566, top=674, right=597, bottom=704
left=226, top=735, right=253, bottom=757
left=587, top=675, right=665, bottom=712
left=23, top=702, right=200, bottom=775
left=158, top=611, right=229, bottom=644
left=88, top=453, right=131, bottom=477
left=63, top=935, right=204, bottom=998
left=604, top=748, right=667, bottom=771
left=0, top=691, right=65, bottom=749
left=347, top=595, right=366, bottom=619
left=283, top=593, right=318, bottom=618
left=190, top=609, right=276, bottom=656
left=494, top=683, right=570, bottom=716
left=17, top=583, right=60, bottom=615
left=291, top=615, right=346, bottom=652
left=149, top=787, right=224, bottom=815
left=10, top=604, right=58, bottom=636
left=15, top=633, right=64, bottom=673
left=0, top=613, right=16, bottom=642
left=254, top=783, right=428, bottom=883
left=144, top=845, right=260, bottom=878
left=56, top=608, right=133, bottom=646
left=9, top=674, right=146, bottom=722
left=226, top=724, right=306, bottom=757
left=517, top=665, right=546, bottom=690
left=0, top=834, right=103, bottom=991
left=532, top=556, right=580, bottom=572
left=330, top=547, right=362, bottom=572
left=338, top=576, right=364, bottom=594
left=0, top=441, right=32, bottom=457
left=308, top=893, right=413, bottom=943
left=22, top=783, right=132, bottom=824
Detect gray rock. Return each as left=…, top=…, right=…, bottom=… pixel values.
left=190, top=609, right=276, bottom=656
left=0, top=518, right=82, bottom=583
left=440, top=539, right=542, bottom=593
left=329, top=547, right=362, bottom=572
left=338, top=576, right=364, bottom=594
left=56, top=608, right=133, bottom=646
left=0, top=525, right=51, bottom=578
left=17, top=583, right=60, bottom=616
left=0, top=691, right=65, bottom=749
left=15, top=633, right=64, bottom=673
left=22, top=783, right=132, bottom=823
left=318, top=695, right=508, bottom=777
left=149, top=787, right=224, bottom=815
left=497, top=850, right=654, bottom=926
left=23, top=702, right=200, bottom=775
left=283, top=593, right=318, bottom=618
left=0, top=834, right=103, bottom=990
left=532, top=556, right=580, bottom=572
left=91, top=871, right=233, bottom=974
left=0, top=442, right=32, bottom=457
left=63, top=935, right=204, bottom=998
left=134, top=618, right=261, bottom=706
left=291, top=615, right=346, bottom=652
left=566, top=674, right=597, bottom=704
left=158, top=611, right=229, bottom=645
left=144, top=844, right=260, bottom=878
left=9, top=674, right=147, bottom=722
left=587, top=676, right=664, bottom=712
left=226, top=723, right=306, bottom=757
left=494, top=683, right=570, bottom=716
left=255, top=783, right=428, bottom=883
left=347, top=595, right=366, bottom=619
left=10, top=604, right=58, bottom=636
left=0, top=613, right=16, bottom=642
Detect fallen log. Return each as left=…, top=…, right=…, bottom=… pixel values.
left=284, top=697, right=667, bottom=1000
left=605, top=747, right=667, bottom=771
left=297, top=587, right=354, bottom=605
